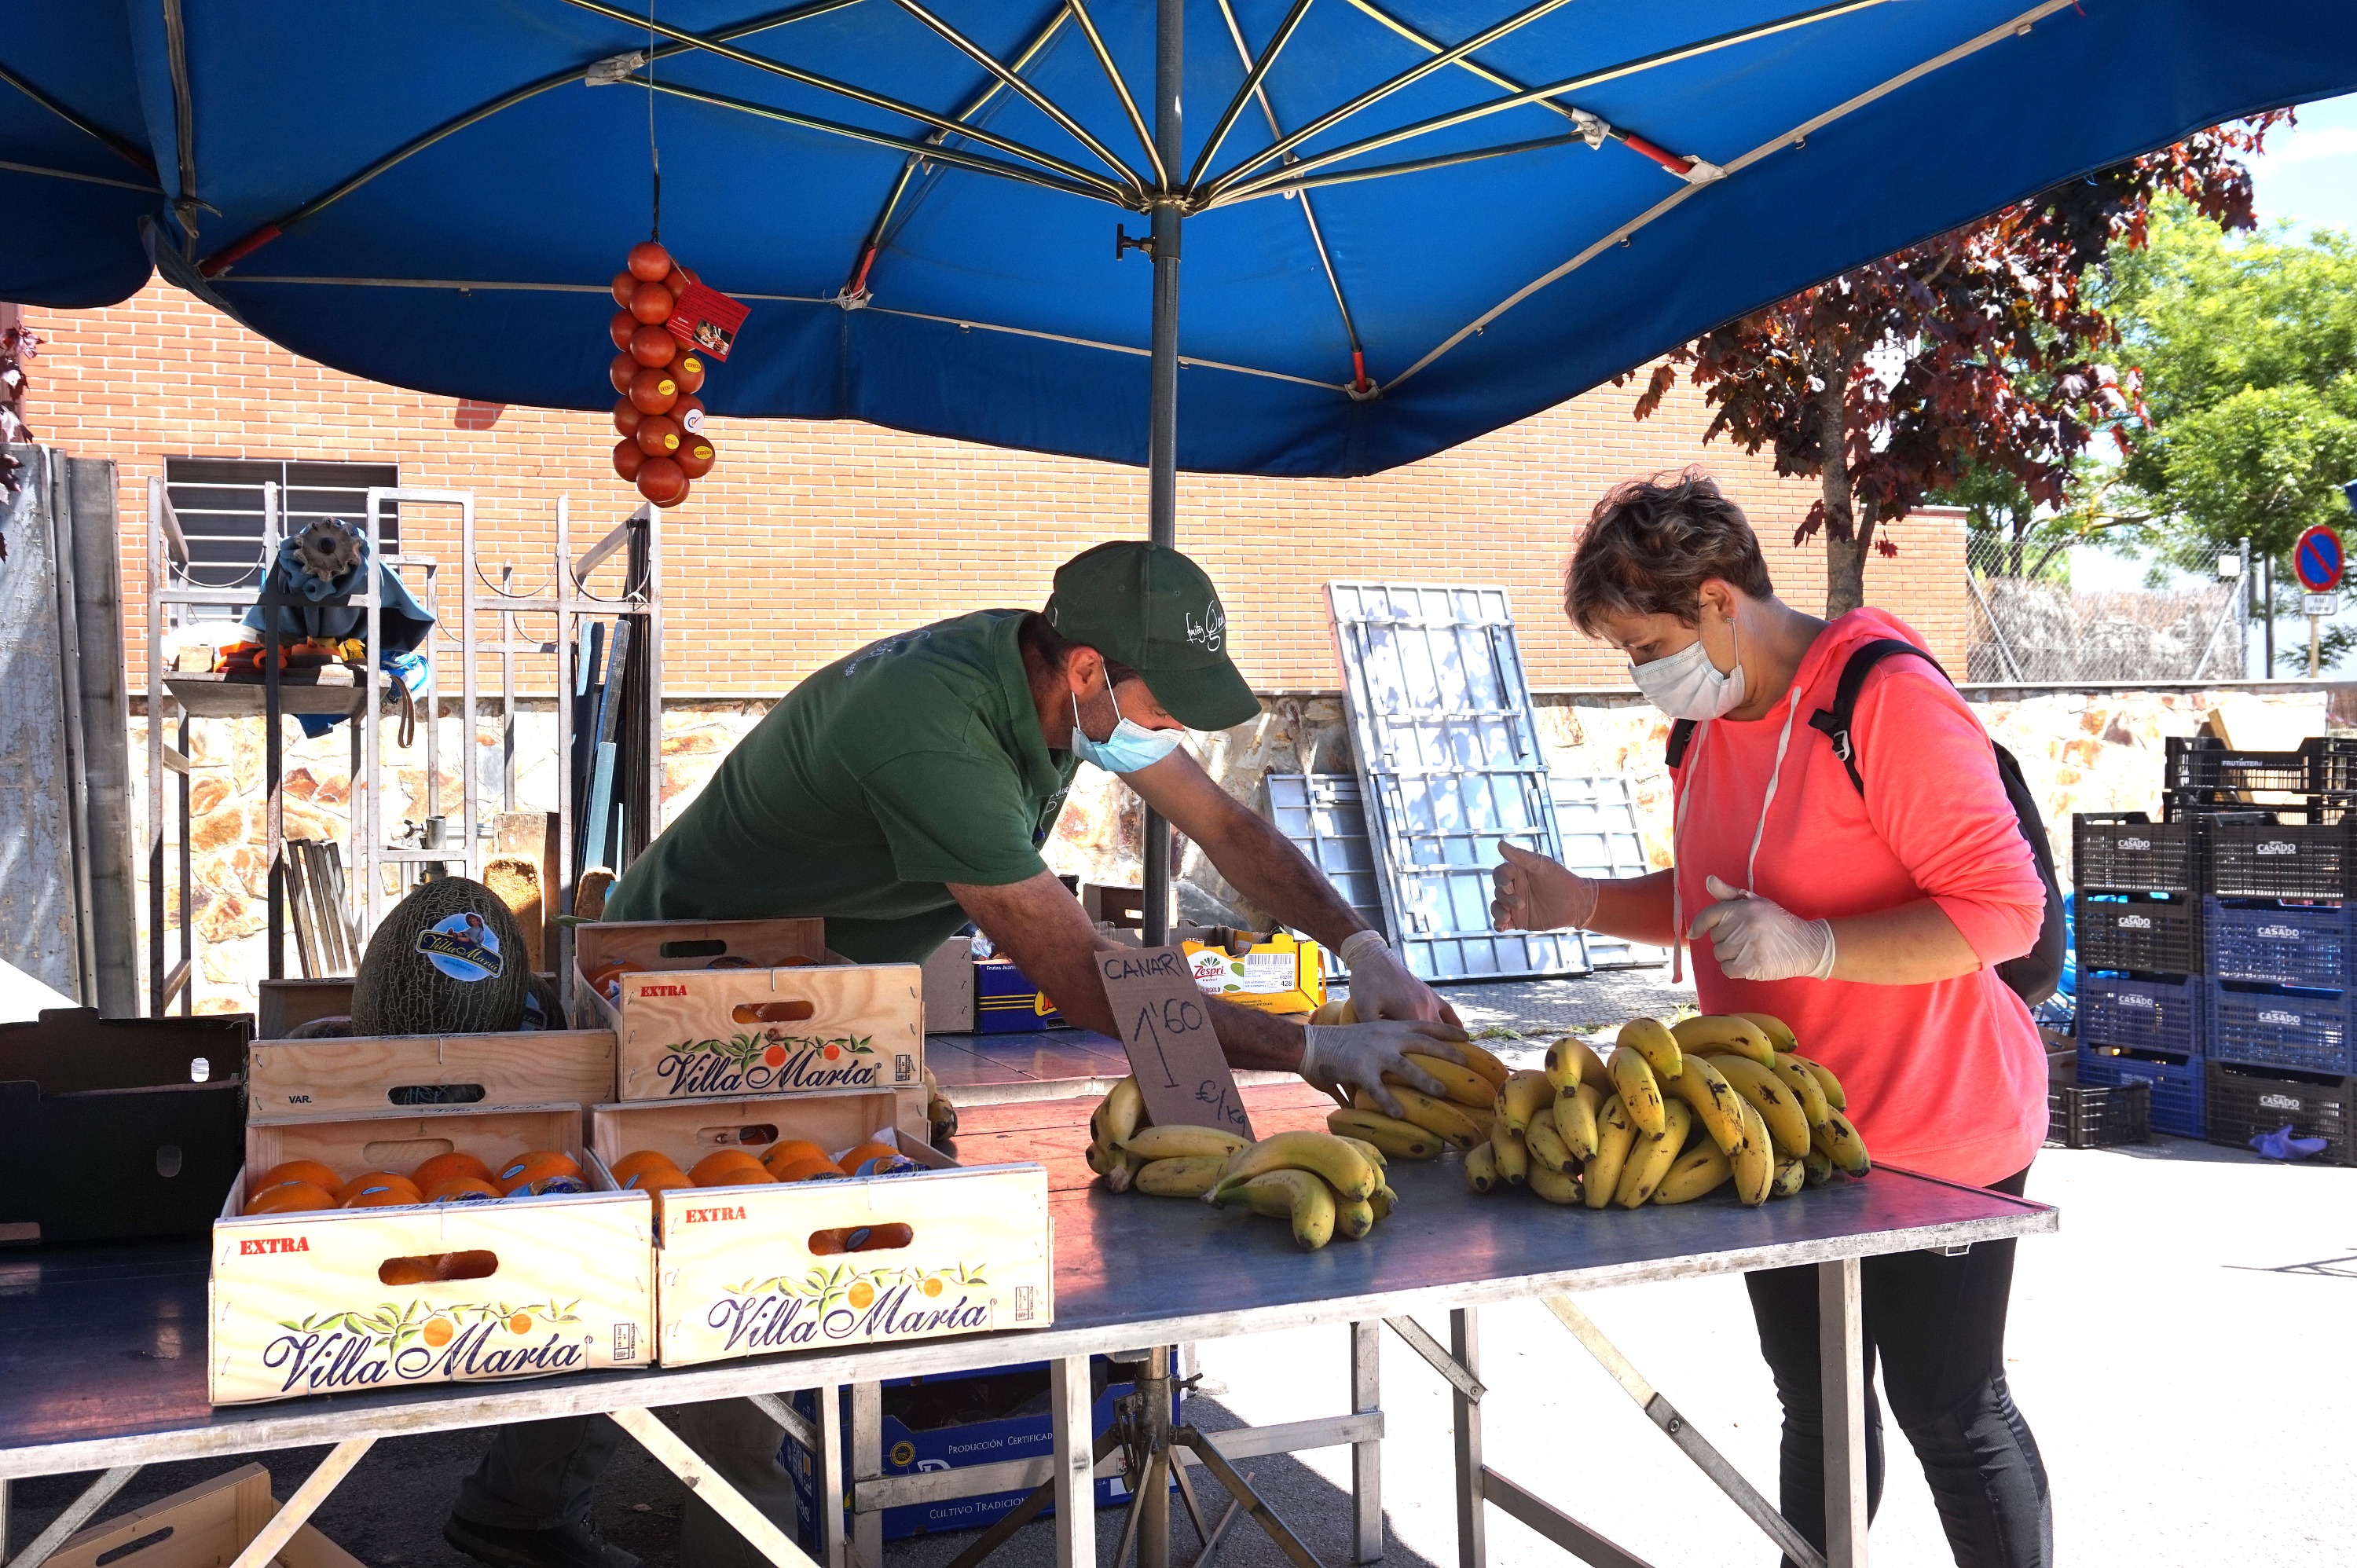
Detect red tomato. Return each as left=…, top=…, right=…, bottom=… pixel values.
left=612, top=397, right=643, bottom=438
left=636, top=457, right=688, bottom=507
left=612, top=438, right=646, bottom=482
left=610, top=270, right=636, bottom=308
left=629, top=280, right=674, bottom=325
left=676, top=438, right=716, bottom=479
left=608, top=310, right=637, bottom=352
left=671, top=354, right=706, bottom=394
left=609, top=352, right=639, bottom=395
left=628, top=322, right=677, bottom=368
left=663, top=265, right=700, bottom=297
left=628, top=365, right=680, bottom=416
left=633, top=414, right=682, bottom=457
left=628, top=240, right=674, bottom=282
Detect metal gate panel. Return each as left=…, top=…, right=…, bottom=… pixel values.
left=1552, top=773, right=1669, bottom=969
left=1264, top=772, right=1385, bottom=976
left=1325, top=583, right=1589, bottom=982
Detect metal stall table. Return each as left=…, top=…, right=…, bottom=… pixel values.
left=0, top=1086, right=2052, bottom=1568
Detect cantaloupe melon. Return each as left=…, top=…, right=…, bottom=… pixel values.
left=351, top=877, right=530, bottom=1036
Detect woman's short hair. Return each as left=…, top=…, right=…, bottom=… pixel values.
left=1564, top=471, right=1774, bottom=634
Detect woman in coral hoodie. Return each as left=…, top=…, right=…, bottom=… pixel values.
left=1494, top=473, right=2051, bottom=1568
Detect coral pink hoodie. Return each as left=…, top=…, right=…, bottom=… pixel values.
left=1670, top=608, right=2047, bottom=1185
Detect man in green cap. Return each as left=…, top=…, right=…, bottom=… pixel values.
left=444, top=541, right=1465, bottom=1568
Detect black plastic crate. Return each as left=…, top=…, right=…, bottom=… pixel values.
left=2203, top=811, right=2357, bottom=901
left=2205, top=899, right=2357, bottom=988
left=2166, top=735, right=2357, bottom=795
left=2205, top=1061, right=2355, bottom=1165
left=2073, top=812, right=2197, bottom=896
left=2078, top=973, right=2205, bottom=1059
left=2077, top=1046, right=2205, bottom=1138
left=2207, top=984, right=2355, bottom=1076
left=2074, top=894, right=2200, bottom=976
left=2046, top=1081, right=2150, bottom=1149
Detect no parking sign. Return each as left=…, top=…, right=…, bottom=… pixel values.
left=2294, top=525, right=2344, bottom=592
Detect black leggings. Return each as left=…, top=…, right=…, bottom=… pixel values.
left=1745, top=1166, right=2050, bottom=1568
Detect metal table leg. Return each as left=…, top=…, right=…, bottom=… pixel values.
left=1350, top=1321, right=1381, bottom=1565
left=1451, top=1308, right=1483, bottom=1568
left=1139, top=1348, right=1171, bottom=1568
left=852, top=1383, right=885, bottom=1568
left=610, top=1407, right=816, bottom=1568
left=1052, top=1355, right=1097, bottom=1568
left=228, top=1439, right=372, bottom=1568
left=1819, top=1258, right=1869, bottom=1568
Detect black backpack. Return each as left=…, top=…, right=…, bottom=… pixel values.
left=1666, top=638, right=2066, bottom=1005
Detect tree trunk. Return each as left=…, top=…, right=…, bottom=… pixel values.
left=1814, top=357, right=1866, bottom=617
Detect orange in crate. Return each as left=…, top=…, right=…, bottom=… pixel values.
left=612, top=1149, right=685, bottom=1185
left=497, top=1150, right=583, bottom=1196
left=690, top=1149, right=771, bottom=1187
left=345, top=1183, right=421, bottom=1209
left=244, top=1180, right=335, bottom=1216
left=838, top=1141, right=912, bottom=1176
left=768, top=1155, right=846, bottom=1183
left=336, top=1171, right=420, bottom=1206
left=425, top=1176, right=502, bottom=1203
left=757, top=1138, right=827, bottom=1176
left=412, top=1151, right=494, bottom=1190
left=256, top=1158, right=341, bottom=1194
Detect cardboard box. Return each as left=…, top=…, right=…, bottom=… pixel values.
left=974, top=954, right=1065, bottom=1033
left=46, top=1463, right=365, bottom=1568
left=212, top=1103, right=654, bottom=1405
left=589, top=1091, right=1052, bottom=1365
left=577, top=919, right=924, bottom=1101
left=922, top=937, right=977, bottom=1033
left=249, top=1029, right=617, bottom=1116
left=1177, top=928, right=1326, bottom=1015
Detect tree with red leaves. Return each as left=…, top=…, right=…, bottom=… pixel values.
left=0, top=309, right=37, bottom=560
left=1626, top=118, right=2285, bottom=616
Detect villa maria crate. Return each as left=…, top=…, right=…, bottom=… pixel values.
left=2073, top=895, right=2200, bottom=976
left=2073, top=812, right=2195, bottom=896
left=2205, top=899, right=2357, bottom=989
left=248, top=1029, right=617, bottom=1115
left=2206, top=984, right=2356, bottom=1076
left=2205, top=1061, right=2355, bottom=1165
left=2077, top=974, right=2205, bottom=1059
left=2077, top=1046, right=2205, bottom=1138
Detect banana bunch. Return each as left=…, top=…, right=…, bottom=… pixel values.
left=1084, top=1075, right=1255, bottom=1197
left=1206, top=1130, right=1400, bottom=1250
left=1467, top=1013, right=1868, bottom=1209
left=1330, top=1034, right=1512, bottom=1155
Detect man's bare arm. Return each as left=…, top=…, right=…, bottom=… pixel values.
left=1121, top=749, right=1365, bottom=948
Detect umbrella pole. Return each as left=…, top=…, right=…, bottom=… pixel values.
left=1142, top=0, right=1182, bottom=948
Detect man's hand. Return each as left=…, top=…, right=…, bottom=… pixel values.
left=1301, top=1018, right=1472, bottom=1118
left=1490, top=841, right=1599, bottom=931
left=1337, top=931, right=1464, bottom=1029
left=1688, top=874, right=1837, bottom=981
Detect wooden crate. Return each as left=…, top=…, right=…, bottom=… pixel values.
left=258, top=978, right=354, bottom=1042
left=589, top=1093, right=1051, bottom=1365
left=249, top=1031, right=616, bottom=1116
left=213, top=1103, right=654, bottom=1406
left=46, top=1463, right=365, bottom=1568
left=577, top=920, right=923, bottom=1102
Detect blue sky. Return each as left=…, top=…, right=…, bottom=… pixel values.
left=2251, top=91, right=2357, bottom=237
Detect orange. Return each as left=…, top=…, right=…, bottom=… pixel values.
left=921, top=1277, right=944, bottom=1295
left=612, top=1149, right=685, bottom=1185
left=838, top=1141, right=909, bottom=1177
left=496, top=1151, right=581, bottom=1196
left=768, top=1155, right=845, bottom=1183
left=508, top=1311, right=534, bottom=1335
left=426, top=1176, right=502, bottom=1203
left=758, top=1139, right=827, bottom=1176
left=257, top=1159, right=341, bottom=1193
left=634, top=1170, right=697, bottom=1195
left=691, top=1149, right=772, bottom=1187
left=412, top=1152, right=494, bottom=1190
left=336, top=1171, right=421, bottom=1206
left=847, top=1282, right=875, bottom=1310
left=423, top=1317, right=456, bottom=1348
left=244, top=1180, right=335, bottom=1216
left=345, top=1181, right=422, bottom=1208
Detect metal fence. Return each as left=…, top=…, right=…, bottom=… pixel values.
left=1965, top=534, right=2247, bottom=683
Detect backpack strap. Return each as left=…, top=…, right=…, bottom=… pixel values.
left=1665, top=717, right=1698, bottom=770
left=1807, top=638, right=1948, bottom=795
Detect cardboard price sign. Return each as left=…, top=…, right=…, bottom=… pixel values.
left=1098, top=947, right=1252, bottom=1140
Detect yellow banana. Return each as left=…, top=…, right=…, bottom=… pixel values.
left=1771, top=1158, right=1807, bottom=1199
left=1105, top=1150, right=1144, bottom=1194
left=1326, top=1108, right=1439, bottom=1161
left=1121, top=1125, right=1250, bottom=1160
left=1734, top=1011, right=1798, bottom=1053
left=1335, top=1192, right=1376, bottom=1240
left=1771, top=1052, right=1832, bottom=1127
left=1618, top=1017, right=1684, bottom=1079
left=1369, top=1183, right=1398, bottom=1221
left=1214, top=1130, right=1380, bottom=1202
left=1730, top=1101, right=1775, bottom=1206
left=1135, top=1156, right=1227, bottom=1197
left=1582, top=1095, right=1638, bottom=1211
left=1615, top=1100, right=1693, bottom=1207
left=1524, top=1107, right=1577, bottom=1175
left=1457, top=1040, right=1512, bottom=1090
left=1803, top=1149, right=1834, bottom=1187
left=1490, top=1120, right=1529, bottom=1185
left=1790, top=1053, right=1847, bottom=1109
left=1527, top=1160, right=1582, bottom=1205
left=1460, top=1101, right=1498, bottom=1140
left=1357, top=1085, right=1483, bottom=1148
left=1307, top=996, right=1356, bottom=1027
left=1553, top=1084, right=1601, bottom=1163
left=1671, top=1014, right=1776, bottom=1068
left=1497, top=1070, right=1553, bottom=1134
left=1464, top=1141, right=1500, bottom=1193
left=1393, top=1052, right=1495, bottom=1108
left=1084, top=1138, right=1122, bottom=1177
left=1332, top=1134, right=1388, bottom=1172
left=1544, top=1035, right=1615, bottom=1095
left=1608, top=1045, right=1666, bottom=1137
left=1813, top=1108, right=1871, bottom=1174
left=1663, top=1053, right=1747, bottom=1155
left=1708, top=1054, right=1813, bottom=1158
left=1654, top=1142, right=1733, bottom=1204
left=1229, top=1169, right=1336, bottom=1250
left=1094, top=1075, right=1145, bottom=1145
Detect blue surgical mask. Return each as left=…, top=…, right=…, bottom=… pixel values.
left=1069, top=685, right=1183, bottom=773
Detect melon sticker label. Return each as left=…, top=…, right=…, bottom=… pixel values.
left=416, top=913, right=504, bottom=982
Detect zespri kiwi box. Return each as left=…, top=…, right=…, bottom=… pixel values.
left=589, top=1091, right=1052, bottom=1366
left=576, top=918, right=924, bottom=1103
left=211, top=1103, right=654, bottom=1406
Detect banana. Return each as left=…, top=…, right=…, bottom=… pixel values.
left=1105, top=1150, right=1144, bottom=1193
left=1121, top=1125, right=1250, bottom=1160
left=1582, top=1095, right=1638, bottom=1211
left=1771, top=1052, right=1832, bottom=1127
left=1527, top=1160, right=1582, bottom=1206
left=1369, top=1183, right=1398, bottom=1221
left=1095, top=1076, right=1146, bottom=1145
left=1307, top=996, right=1356, bottom=1027
left=1326, top=1108, right=1440, bottom=1161
left=1229, top=1169, right=1337, bottom=1250
left=1335, top=1192, right=1376, bottom=1240
left=1490, top=1121, right=1529, bottom=1185
left=1813, top=1108, right=1871, bottom=1174
left=1608, top=1045, right=1666, bottom=1137
left=1464, top=1141, right=1500, bottom=1193
left=1553, top=1084, right=1601, bottom=1163
left=1654, top=1142, right=1733, bottom=1203
left=1771, top=1158, right=1808, bottom=1199
left=1708, top=1053, right=1813, bottom=1158
left=1733, top=1011, right=1798, bottom=1053
left=1497, top=1070, right=1553, bottom=1134
left=1460, top=1101, right=1498, bottom=1140
left=1393, top=1052, right=1495, bottom=1108
left=1457, top=1040, right=1512, bottom=1090
left=1214, top=1130, right=1380, bottom=1202
left=1615, top=1100, right=1692, bottom=1207
left=1730, top=1100, right=1775, bottom=1206
left=1524, top=1107, right=1577, bottom=1175
left=1545, top=1035, right=1615, bottom=1096
left=1671, top=1014, right=1776, bottom=1068
left=1618, top=1017, right=1684, bottom=1079
left=1789, top=1053, right=1847, bottom=1109
left=1333, top=1134, right=1388, bottom=1171
left=1804, top=1150, right=1834, bottom=1187
left=1135, top=1156, right=1227, bottom=1197
left=1356, top=1085, right=1483, bottom=1148
left=1663, top=1053, right=1747, bottom=1155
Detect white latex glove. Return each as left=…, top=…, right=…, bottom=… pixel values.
left=1686, top=874, right=1837, bottom=981
left=1301, top=1018, right=1470, bottom=1118
left=1337, top=931, right=1464, bottom=1029
left=1490, top=841, right=1600, bottom=931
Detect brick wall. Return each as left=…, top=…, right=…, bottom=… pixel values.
left=25, top=280, right=1966, bottom=692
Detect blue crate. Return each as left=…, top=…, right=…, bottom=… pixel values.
left=2077, top=1046, right=2205, bottom=1138
left=2204, top=899, right=2357, bottom=989
left=2206, top=984, right=2357, bottom=1076
left=2077, top=974, right=2205, bottom=1059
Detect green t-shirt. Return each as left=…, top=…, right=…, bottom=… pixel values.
left=606, top=610, right=1079, bottom=963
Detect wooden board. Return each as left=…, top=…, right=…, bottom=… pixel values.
left=577, top=917, right=829, bottom=973
left=494, top=811, right=559, bottom=970
left=248, top=1030, right=616, bottom=1116
left=47, top=1462, right=366, bottom=1568
left=257, top=979, right=355, bottom=1042
left=602, top=964, right=925, bottom=1102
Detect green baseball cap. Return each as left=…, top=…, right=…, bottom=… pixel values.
left=1046, top=541, right=1258, bottom=731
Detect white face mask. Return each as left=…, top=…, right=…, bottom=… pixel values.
left=1631, top=616, right=1745, bottom=720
